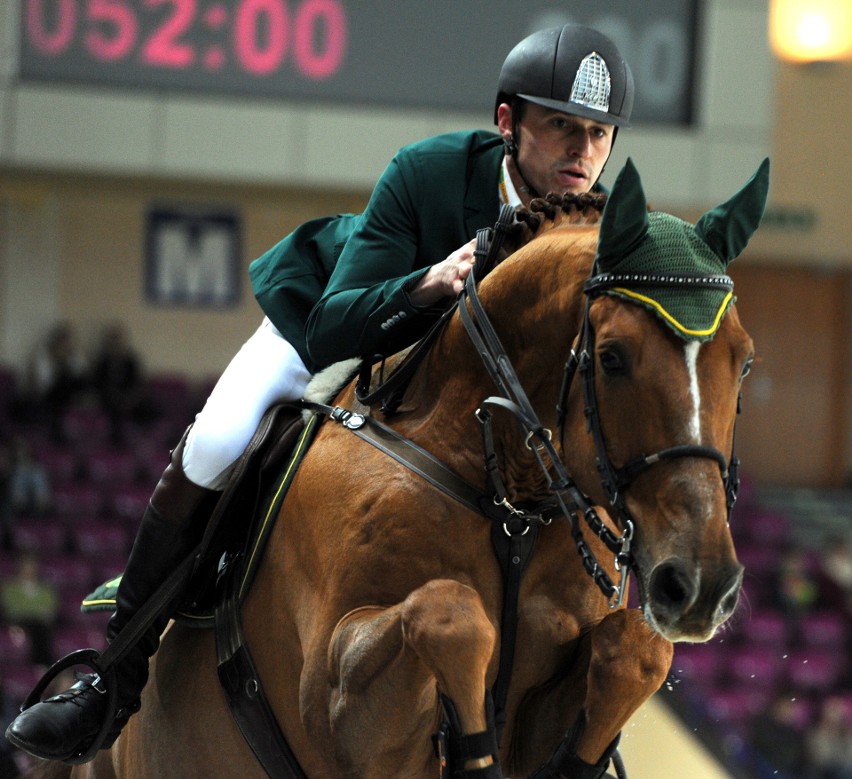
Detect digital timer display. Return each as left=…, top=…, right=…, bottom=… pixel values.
left=17, top=0, right=700, bottom=124
left=22, top=0, right=346, bottom=87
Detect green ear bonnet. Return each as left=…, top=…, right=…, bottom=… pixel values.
left=592, top=158, right=770, bottom=341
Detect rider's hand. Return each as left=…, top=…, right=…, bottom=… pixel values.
left=408, top=238, right=477, bottom=308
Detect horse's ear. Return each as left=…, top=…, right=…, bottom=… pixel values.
left=694, top=158, right=770, bottom=265
left=595, top=158, right=649, bottom=272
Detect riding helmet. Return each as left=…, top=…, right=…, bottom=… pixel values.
left=495, top=24, right=634, bottom=128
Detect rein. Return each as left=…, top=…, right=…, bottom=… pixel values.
left=456, top=266, right=633, bottom=608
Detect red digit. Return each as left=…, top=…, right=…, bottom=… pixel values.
left=141, top=0, right=196, bottom=68
left=234, top=0, right=289, bottom=76
left=25, top=0, right=76, bottom=55
left=294, top=0, right=345, bottom=79
left=85, top=0, right=136, bottom=60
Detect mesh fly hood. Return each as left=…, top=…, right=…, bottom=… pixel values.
left=593, top=158, right=770, bottom=341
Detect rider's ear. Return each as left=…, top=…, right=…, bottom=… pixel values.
left=694, top=158, right=770, bottom=265
left=594, top=158, right=649, bottom=273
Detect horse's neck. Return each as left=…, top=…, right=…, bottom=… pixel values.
left=396, top=229, right=595, bottom=495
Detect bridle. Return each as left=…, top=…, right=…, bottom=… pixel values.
left=455, top=223, right=743, bottom=609
left=561, top=271, right=742, bottom=537
left=350, top=211, right=743, bottom=609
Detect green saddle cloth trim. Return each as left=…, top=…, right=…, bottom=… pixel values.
left=80, top=413, right=322, bottom=624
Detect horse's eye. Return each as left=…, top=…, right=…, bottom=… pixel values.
left=740, top=357, right=754, bottom=380
left=598, top=348, right=626, bottom=376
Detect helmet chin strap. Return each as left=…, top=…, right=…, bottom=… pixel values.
left=504, top=121, right=542, bottom=199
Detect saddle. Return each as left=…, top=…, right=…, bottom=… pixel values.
left=82, top=401, right=320, bottom=626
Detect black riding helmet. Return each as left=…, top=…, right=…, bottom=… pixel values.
left=495, top=24, right=634, bottom=190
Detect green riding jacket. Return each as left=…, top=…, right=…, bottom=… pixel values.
left=249, top=130, right=504, bottom=374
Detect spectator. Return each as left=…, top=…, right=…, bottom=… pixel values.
left=0, top=552, right=59, bottom=667
left=90, top=322, right=157, bottom=443
left=27, top=321, right=89, bottom=441
left=750, top=693, right=807, bottom=778
left=775, top=548, right=820, bottom=617
left=819, top=535, right=852, bottom=616
left=804, top=697, right=852, bottom=779
left=7, top=436, right=51, bottom=517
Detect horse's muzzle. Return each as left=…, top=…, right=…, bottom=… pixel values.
left=644, top=557, right=743, bottom=642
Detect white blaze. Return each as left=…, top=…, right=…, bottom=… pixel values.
left=684, top=341, right=702, bottom=441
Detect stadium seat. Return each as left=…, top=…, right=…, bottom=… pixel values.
left=12, top=517, right=68, bottom=555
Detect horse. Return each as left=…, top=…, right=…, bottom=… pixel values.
left=29, top=157, right=768, bottom=779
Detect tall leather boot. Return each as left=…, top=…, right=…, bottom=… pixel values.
left=5, top=431, right=219, bottom=763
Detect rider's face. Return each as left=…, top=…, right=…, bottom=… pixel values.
left=498, top=102, right=615, bottom=200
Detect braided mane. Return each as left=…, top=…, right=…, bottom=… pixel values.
left=501, top=192, right=607, bottom=257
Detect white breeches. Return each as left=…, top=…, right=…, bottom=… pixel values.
left=182, top=318, right=312, bottom=490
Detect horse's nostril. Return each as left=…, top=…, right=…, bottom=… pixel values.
left=719, top=589, right=738, bottom=617
left=649, top=561, right=696, bottom=616
left=718, top=569, right=743, bottom=617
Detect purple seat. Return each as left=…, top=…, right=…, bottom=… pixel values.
left=52, top=482, right=104, bottom=519
left=30, top=441, right=79, bottom=484
left=741, top=609, right=789, bottom=646
left=39, top=555, right=94, bottom=591
left=62, top=406, right=111, bottom=447
left=705, top=686, right=771, bottom=726
left=798, top=611, right=848, bottom=648
left=86, top=447, right=139, bottom=485
left=72, top=520, right=130, bottom=558
left=53, top=624, right=108, bottom=658
left=92, top=552, right=128, bottom=582
left=108, top=483, right=151, bottom=523
left=0, top=624, right=32, bottom=665
left=742, top=510, right=791, bottom=548
left=12, top=517, right=68, bottom=554
left=146, top=373, right=192, bottom=422
left=671, top=644, right=722, bottom=687
left=727, top=645, right=785, bottom=687
left=736, top=543, right=778, bottom=575
left=2, top=663, right=42, bottom=706
left=786, top=648, right=843, bottom=692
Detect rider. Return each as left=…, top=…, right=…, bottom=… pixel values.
left=6, top=23, right=634, bottom=764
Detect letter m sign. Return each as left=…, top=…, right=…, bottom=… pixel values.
left=146, top=207, right=241, bottom=307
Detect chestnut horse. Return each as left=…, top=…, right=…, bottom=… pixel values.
left=31, top=158, right=768, bottom=779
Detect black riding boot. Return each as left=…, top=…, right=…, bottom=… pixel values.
left=5, top=432, right=219, bottom=763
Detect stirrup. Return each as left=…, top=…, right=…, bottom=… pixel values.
left=433, top=692, right=503, bottom=779
left=19, top=648, right=119, bottom=765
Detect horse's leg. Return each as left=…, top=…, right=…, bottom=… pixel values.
left=320, top=578, right=498, bottom=778
left=580, top=609, right=672, bottom=762
left=529, top=609, right=672, bottom=779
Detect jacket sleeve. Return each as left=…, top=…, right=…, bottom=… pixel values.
left=304, top=150, right=447, bottom=369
